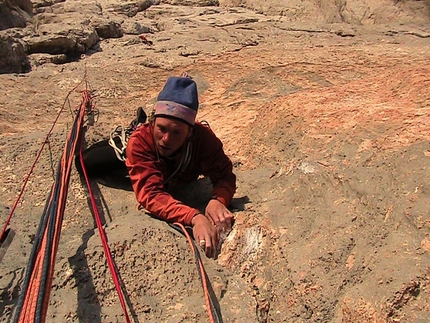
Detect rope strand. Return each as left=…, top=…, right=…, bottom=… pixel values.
left=13, top=81, right=89, bottom=323
left=171, top=222, right=222, bottom=323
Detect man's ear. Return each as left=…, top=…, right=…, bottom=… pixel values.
left=187, top=126, right=194, bottom=138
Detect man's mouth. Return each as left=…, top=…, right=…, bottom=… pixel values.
left=158, top=144, right=172, bottom=156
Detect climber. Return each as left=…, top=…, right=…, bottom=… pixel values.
left=77, top=74, right=237, bottom=259
left=126, top=75, right=236, bottom=259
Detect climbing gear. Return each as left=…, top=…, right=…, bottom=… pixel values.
left=13, top=85, right=91, bottom=323
left=109, top=106, right=147, bottom=161
left=0, top=80, right=90, bottom=248
left=11, top=81, right=131, bottom=323
left=78, top=134, right=132, bottom=323
left=109, top=125, right=131, bottom=161
left=181, top=71, right=191, bottom=78
left=170, top=222, right=223, bottom=323
left=139, top=34, right=153, bottom=46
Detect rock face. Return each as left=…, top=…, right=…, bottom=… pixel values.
left=0, top=0, right=429, bottom=73
left=26, top=26, right=100, bottom=55
left=0, top=0, right=33, bottom=30
left=0, top=0, right=430, bottom=323
left=219, top=0, right=430, bottom=23
left=0, top=33, right=29, bottom=73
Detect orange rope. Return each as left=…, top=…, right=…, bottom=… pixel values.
left=0, top=79, right=85, bottom=243
left=14, top=82, right=89, bottom=323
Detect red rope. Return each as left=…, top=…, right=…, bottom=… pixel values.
left=78, top=141, right=132, bottom=323
left=9, top=76, right=131, bottom=322
left=173, top=222, right=217, bottom=323
left=0, top=79, right=85, bottom=242
left=16, top=82, right=87, bottom=322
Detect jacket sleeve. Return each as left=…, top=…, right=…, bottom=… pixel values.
left=125, top=130, right=200, bottom=226
left=197, top=126, right=236, bottom=206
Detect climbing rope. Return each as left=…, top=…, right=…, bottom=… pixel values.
left=12, top=83, right=131, bottom=322
left=0, top=79, right=85, bottom=245
left=13, top=85, right=89, bottom=323
left=78, top=137, right=132, bottom=323
left=170, top=222, right=223, bottom=323
left=5, top=71, right=223, bottom=322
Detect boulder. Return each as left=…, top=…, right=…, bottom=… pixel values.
left=0, top=0, right=33, bottom=30
left=0, top=32, right=30, bottom=73
left=91, top=18, right=124, bottom=39
left=25, top=25, right=100, bottom=56
left=121, top=19, right=154, bottom=34
left=28, top=52, right=69, bottom=67
left=106, top=0, right=157, bottom=17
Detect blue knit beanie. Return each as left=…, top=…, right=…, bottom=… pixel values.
left=154, top=76, right=199, bottom=126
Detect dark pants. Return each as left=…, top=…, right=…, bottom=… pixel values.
left=75, top=138, right=127, bottom=178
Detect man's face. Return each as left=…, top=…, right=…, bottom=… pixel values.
left=153, top=117, right=192, bottom=157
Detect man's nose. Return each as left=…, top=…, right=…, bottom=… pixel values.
left=162, top=132, right=171, bottom=143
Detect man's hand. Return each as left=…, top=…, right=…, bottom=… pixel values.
left=205, top=199, right=234, bottom=234
left=191, top=213, right=219, bottom=259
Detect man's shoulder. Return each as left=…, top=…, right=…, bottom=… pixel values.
left=194, top=121, right=215, bottom=135
left=128, top=123, right=153, bottom=147
left=193, top=121, right=222, bottom=148
left=132, top=122, right=151, bottom=136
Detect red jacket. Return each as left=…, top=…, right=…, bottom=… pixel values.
left=125, top=121, right=236, bottom=226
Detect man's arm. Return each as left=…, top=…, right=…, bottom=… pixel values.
left=195, top=125, right=237, bottom=231
left=125, top=128, right=199, bottom=226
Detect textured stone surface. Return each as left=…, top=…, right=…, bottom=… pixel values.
left=0, top=0, right=430, bottom=322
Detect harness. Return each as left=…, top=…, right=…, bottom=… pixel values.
left=108, top=106, right=147, bottom=161
left=108, top=124, right=135, bottom=161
